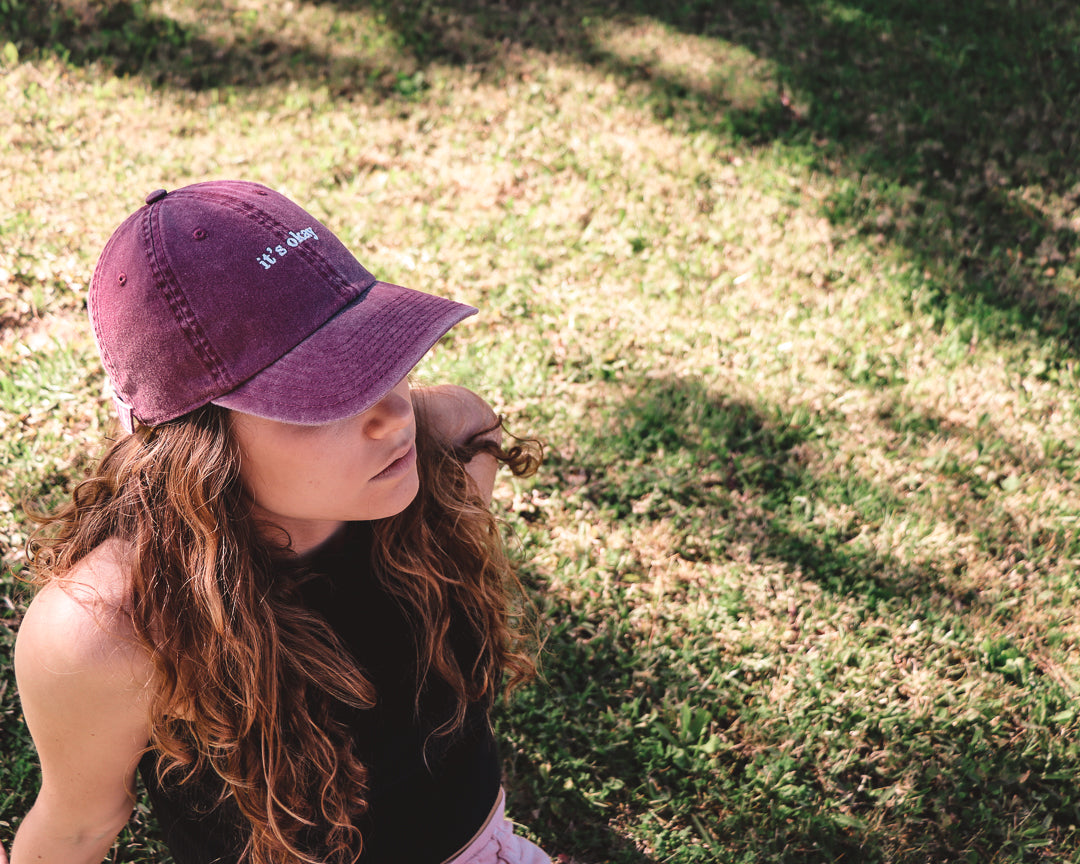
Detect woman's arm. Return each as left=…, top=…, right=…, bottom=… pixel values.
left=412, top=385, right=502, bottom=505
left=10, top=547, right=153, bottom=864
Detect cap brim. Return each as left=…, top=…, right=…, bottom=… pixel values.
left=212, top=282, right=476, bottom=424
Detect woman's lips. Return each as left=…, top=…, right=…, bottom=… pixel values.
left=373, top=443, right=417, bottom=480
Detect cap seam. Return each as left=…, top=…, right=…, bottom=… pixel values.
left=146, top=198, right=233, bottom=393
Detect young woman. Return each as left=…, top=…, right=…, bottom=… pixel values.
left=4, top=181, right=548, bottom=864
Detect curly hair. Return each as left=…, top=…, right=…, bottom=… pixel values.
left=26, top=400, right=541, bottom=864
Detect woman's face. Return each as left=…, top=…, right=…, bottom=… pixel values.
left=230, top=376, right=419, bottom=555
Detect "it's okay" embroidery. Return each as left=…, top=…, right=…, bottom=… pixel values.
left=256, top=227, right=319, bottom=270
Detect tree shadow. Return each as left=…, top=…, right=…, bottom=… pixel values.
left=9, top=1, right=1080, bottom=352
left=639, top=0, right=1080, bottom=354
left=362, top=0, right=1080, bottom=354
left=510, top=373, right=1080, bottom=861
left=547, top=374, right=987, bottom=612
left=1, top=0, right=404, bottom=95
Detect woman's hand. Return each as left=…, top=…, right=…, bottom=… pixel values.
left=412, top=385, right=502, bottom=505
left=412, top=385, right=501, bottom=449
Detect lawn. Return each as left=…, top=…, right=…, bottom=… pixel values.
left=2, top=1, right=1080, bottom=862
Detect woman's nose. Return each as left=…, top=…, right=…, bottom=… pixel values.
left=362, top=387, right=413, bottom=438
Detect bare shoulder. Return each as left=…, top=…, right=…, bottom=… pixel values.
left=15, top=538, right=152, bottom=697
left=13, top=540, right=154, bottom=850
left=412, top=384, right=501, bottom=448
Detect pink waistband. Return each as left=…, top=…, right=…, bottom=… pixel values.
left=441, top=788, right=551, bottom=864
left=439, top=789, right=505, bottom=864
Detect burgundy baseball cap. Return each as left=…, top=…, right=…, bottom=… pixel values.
left=89, top=180, right=476, bottom=433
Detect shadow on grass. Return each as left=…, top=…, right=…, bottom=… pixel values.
left=364, top=0, right=1080, bottom=355
left=509, top=373, right=1080, bottom=861
left=547, top=374, right=987, bottom=612
left=8, top=1, right=1079, bottom=354
left=0, top=1, right=400, bottom=93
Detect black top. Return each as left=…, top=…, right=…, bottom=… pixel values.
left=138, top=523, right=501, bottom=863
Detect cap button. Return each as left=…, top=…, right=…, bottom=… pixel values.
left=145, top=188, right=168, bottom=205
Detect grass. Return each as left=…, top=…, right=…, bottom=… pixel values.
left=3, top=0, right=1080, bottom=861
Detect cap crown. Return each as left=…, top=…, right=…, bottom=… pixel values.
left=90, top=181, right=376, bottom=426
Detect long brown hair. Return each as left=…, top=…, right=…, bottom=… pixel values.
left=27, top=400, right=541, bottom=864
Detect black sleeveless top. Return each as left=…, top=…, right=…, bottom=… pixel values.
left=138, top=522, right=501, bottom=863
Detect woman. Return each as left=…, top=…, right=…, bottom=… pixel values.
left=5, top=181, right=548, bottom=864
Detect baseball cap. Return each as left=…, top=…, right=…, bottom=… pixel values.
left=88, top=180, right=476, bottom=433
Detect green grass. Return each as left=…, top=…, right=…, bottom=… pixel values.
left=3, top=1, right=1080, bottom=861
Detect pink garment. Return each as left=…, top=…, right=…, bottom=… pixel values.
left=445, top=790, right=552, bottom=864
